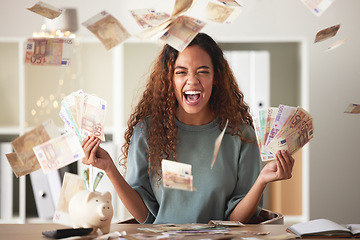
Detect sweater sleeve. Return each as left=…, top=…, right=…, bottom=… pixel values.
left=224, top=125, right=263, bottom=220
left=125, top=121, right=159, bottom=223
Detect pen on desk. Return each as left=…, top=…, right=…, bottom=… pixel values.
left=93, top=172, right=104, bottom=191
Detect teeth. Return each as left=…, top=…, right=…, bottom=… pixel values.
left=184, top=90, right=201, bottom=95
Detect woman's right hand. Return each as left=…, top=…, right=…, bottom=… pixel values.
left=81, top=136, right=114, bottom=173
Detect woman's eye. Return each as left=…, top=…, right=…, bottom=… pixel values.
left=175, top=71, right=187, bottom=75
left=197, top=71, right=209, bottom=75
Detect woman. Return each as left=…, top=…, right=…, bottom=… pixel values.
left=82, top=32, right=294, bottom=224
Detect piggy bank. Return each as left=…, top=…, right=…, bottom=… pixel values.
left=68, top=190, right=113, bottom=234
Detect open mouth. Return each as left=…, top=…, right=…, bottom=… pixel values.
left=184, top=90, right=201, bottom=105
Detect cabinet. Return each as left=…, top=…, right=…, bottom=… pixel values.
left=0, top=37, right=162, bottom=223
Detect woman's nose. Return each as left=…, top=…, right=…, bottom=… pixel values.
left=186, top=73, right=199, bottom=85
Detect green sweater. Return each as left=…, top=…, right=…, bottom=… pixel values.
left=126, top=118, right=262, bottom=224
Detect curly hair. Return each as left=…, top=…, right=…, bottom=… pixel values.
left=120, top=33, right=254, bottom=180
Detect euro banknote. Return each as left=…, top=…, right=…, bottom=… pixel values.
left=24, top=38, right=74, bottom=66
left=8, top=119, right=60, bottom=177
left=82, top=11, right=130, bottom=50
left=33, top=131, right=85, bottom=174
left=162, top=159, right=195, bottom=191
left=27, top=1, right=63, bottom=19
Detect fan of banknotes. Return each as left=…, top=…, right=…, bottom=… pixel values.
left=253, top=105, right=314, bottom=161
left=59, top=89, right=107, bottom=142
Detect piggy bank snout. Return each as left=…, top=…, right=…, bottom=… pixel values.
left=98, top=202, right=113, bottom=217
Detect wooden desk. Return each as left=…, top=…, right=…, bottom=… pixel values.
left=0, top=223, right=351, bottom=240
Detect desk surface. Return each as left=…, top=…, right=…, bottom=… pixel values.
left=0, top=223, right=350, bottom=240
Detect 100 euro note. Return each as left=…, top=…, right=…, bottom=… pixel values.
left=24, top=38, right=74, bottom=66
left=162, top=159, right=195, bottom=191
left=344, top=103, right=360, bottom=113
left=33, top=131, right=85, bottom=174
left=8, top=119, right=60, bottom=177
left=300, top=0, right=335, bottom=17
left=82, top=11, right=130, bottom=50
left=160, top=15, right=206, bottom=52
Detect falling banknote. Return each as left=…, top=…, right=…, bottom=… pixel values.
left=27, top=1, right=63, bottom=19
left=344, top=103, right=360, bottom=114
left=205, top=0, right=243, bottom=24
left=160, top=15, right=206, bottom=52
left=314, top=24, right=340, bottom=43
left=8, top=119, right=60, bottom=177
left=24, top=38, right=74, bottom=66
left=130, top=8, right=170, bottom=29
left=33, top=131, right=85, bottom=174
left=211, top=119, right=229, bottom=169
left=300, top=0, right=335, bottom=17
left=162, top=159, right=195, bottom=191
left=82, top=11, right=130, bottom=50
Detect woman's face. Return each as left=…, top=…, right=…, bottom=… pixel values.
left=173, top=45, right=214, bottom=125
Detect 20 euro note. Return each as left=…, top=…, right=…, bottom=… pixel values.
left=160, top=15, right=206, bottom=52
left=162, top=159, right=195, bottom=191
left=24, top=38, right=74, bottom=66
left=27, top=1, right=63, bottom=19
left=9, top=119, right=60, bottom=177
left=33, top=131, right=85, bottom=174
left=82, top=11, right=130, bottom=51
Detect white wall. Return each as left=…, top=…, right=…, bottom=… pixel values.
left=1, top=0, right=360, bottom=223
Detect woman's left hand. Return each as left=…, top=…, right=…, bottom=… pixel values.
left=259, top=150, right=295, bottom=185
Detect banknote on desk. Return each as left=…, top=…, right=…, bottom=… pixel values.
left=24, top=37, right=74, bottom=66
